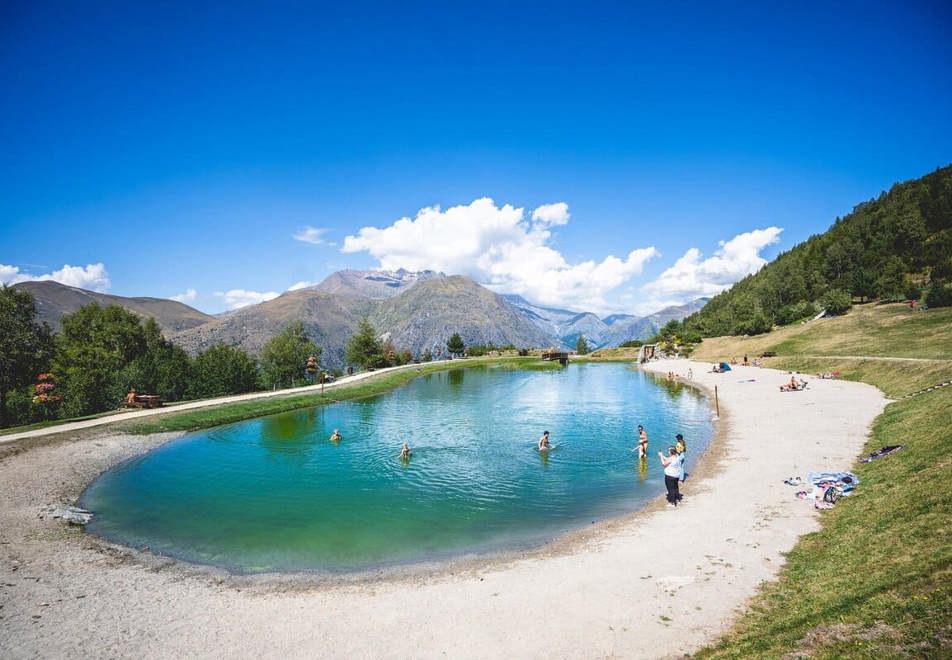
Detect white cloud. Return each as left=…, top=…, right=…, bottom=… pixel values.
left=640, top=227, right=783, bottom=309
left=293, top=226, right=334, bottom=246
left=530, top=202, right=570, bottom=226
left=170, top=288, right=197, bottom=303
left=287, top=280, right=316, bottom=291
left=0, top=264, right=20, bottom=283
left=341, top=198, right=658, bottom=313
left=215, top=289, right=280, bottom=310
left=0, top=262, right=111, bottom=292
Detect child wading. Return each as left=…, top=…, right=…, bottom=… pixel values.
left=659, top=447, right=682, bottom=506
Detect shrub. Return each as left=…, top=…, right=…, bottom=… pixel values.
left=733, top=313, right=772, bottom=336
left=820, top=288, right=852, bottom=315
left=618, top=339, right=643, bottom=348
left=777, top=301, right=818, bottom=325
left=925, top=281, right=952, bottom=308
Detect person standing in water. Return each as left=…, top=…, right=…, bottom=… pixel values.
left=329, top=429, right=342, bottom=443
left=659, top=447, right=682, bottom=506
left=538, top=430, right=551, bottom=452
left=636, top=425, right=648, bottom=459
left=400, top=442, right=411, bottom=461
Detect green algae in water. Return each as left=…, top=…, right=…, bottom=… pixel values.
left=81, top=364, right=712, bottom=573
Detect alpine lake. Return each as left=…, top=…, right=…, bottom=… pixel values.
left=81, top=363, right=713, bottom=573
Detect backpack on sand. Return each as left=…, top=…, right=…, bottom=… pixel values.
left=823, top=486, right=840, bottom=504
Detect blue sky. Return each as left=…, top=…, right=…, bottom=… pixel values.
left=2, top=1, right=950, bottom=314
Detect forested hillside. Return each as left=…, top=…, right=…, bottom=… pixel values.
left=684, top=164, right=952, bottom=337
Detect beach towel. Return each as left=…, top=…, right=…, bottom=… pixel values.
left=807, top=471, right=860, bottom=487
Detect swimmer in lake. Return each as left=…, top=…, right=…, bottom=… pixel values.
left=538, top=430, right=551, bottom=452
left=329, top=429, right=342, bottom=443
left=400, top=442, right=411, bottom=461
left=637, top=425, right=648, bottom=459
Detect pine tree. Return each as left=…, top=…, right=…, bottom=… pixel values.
left=576, top=335, right=589, bottom=355
left=446, top=333, right=465, bottom=358
left=346, top=318, right=384, bottom=370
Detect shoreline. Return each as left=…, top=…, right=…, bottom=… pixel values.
left=51, top=362, right=724, bottom=586
left=0, top=359, right=887, bottom=658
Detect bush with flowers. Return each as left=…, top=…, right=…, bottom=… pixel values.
left=32, top=373, right=63, bottom=406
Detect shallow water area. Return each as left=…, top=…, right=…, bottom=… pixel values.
left=82, top=363, right=712, bottom=573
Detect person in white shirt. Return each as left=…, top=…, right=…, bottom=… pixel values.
left=659, top=446, right=682, bottom=506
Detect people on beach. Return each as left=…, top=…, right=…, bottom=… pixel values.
left=400, top=442, right=411, bottom=461
left=538, top=430, right=551, bottom=452
left=743, top=354, right=749, bottom=366
left=675, top=433, right=687, bottom=482
left=637, top=425, right=648, bottom=459
left=780, top=375, right=808, bottom=392
left=659, top=447, right=682, bottom=506
left=687, top=368, right=693, bottom=380
left=329, top=429, right=342, bottom=443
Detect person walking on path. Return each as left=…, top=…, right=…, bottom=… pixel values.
left=659, top=447, right=682, bottom=506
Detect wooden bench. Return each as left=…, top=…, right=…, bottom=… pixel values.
left=122, top=394, right=163, bottom=409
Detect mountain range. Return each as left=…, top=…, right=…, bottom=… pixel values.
left=12, top=271, right=707, bottom=367
left=11, top=280, right=215, bottom=334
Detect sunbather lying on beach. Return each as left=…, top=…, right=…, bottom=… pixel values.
left=780, top=375, right=808, bottom=392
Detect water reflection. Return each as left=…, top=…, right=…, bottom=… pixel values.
left=637, top=456, right=648, bottom=482
left=258, top=410, right=320, bottom=459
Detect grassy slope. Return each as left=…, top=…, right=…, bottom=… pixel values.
left=576, top=347, right=641, bottom=361
left=694, top=304, right=952, bottom=397
left=692, top=304, right=952, bottom=657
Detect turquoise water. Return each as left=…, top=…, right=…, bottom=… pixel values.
left=82, top=364, right=712, bottom=573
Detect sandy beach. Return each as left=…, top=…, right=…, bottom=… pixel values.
left=0, top=359, right=888, bottom=659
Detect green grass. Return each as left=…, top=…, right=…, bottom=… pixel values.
left=574, top=347, right=641, bottom=362
left=119, top=357, right=561, bottom=435
left=698, top=388, right=952, bottom=659
left=694, top=303, right=952, bottom=362
left=762, top=356, right=951, bottom=399
left=693, top=303, right=952, bottom=658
